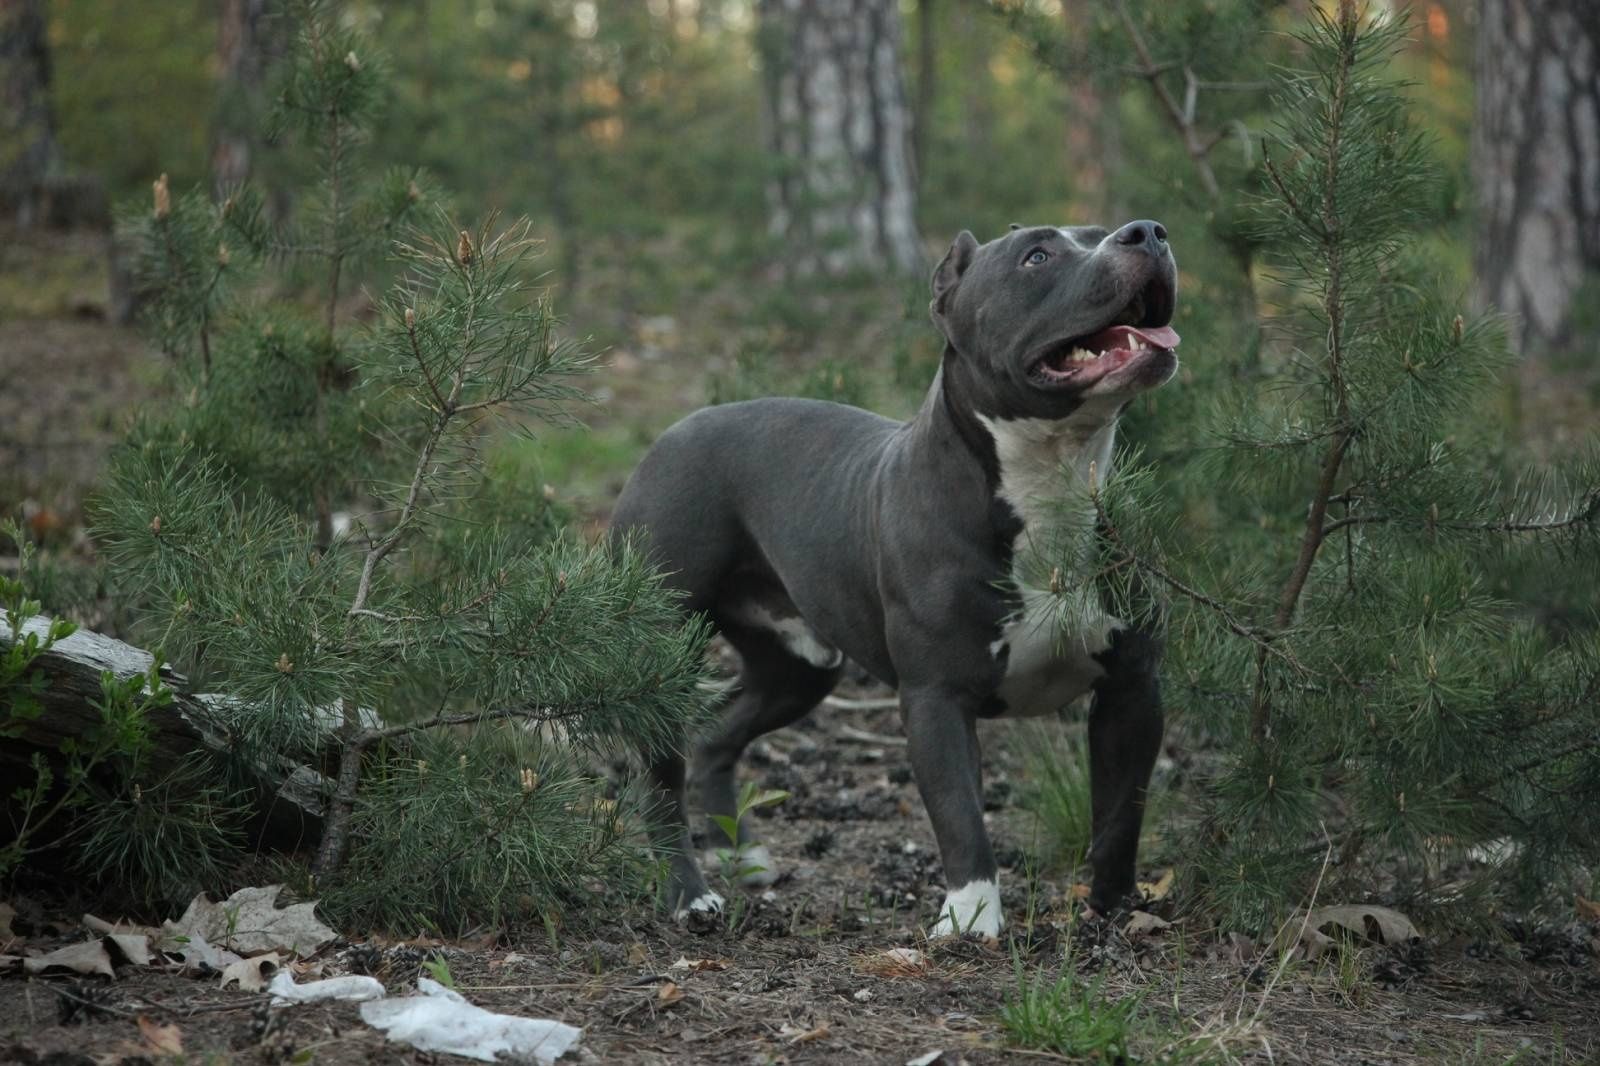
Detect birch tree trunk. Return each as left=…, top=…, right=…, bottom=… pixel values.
left=212, top=0, right=271, bottom=196
left=758, top=0, right=923, bottom=275
left=0, top=0, right=59, bottom=228
left=1473, top=0, right=1600, bottom=357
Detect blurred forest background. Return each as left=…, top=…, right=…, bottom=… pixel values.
left=2, top=0, right=1599, bottom=934
left=4, top=0, right=1595, bottom=535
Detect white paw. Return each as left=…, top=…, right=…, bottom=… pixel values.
left=928, top=879, right=1003, bottom=939
left=673, top=891, right=726, bottom=921
left=706, top=843, right=781, bottom=887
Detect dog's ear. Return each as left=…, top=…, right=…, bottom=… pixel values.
left=930, top=230, right=978, bottom=320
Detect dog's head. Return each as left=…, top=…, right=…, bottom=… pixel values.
left=930, top=222, right=1180, bottom=419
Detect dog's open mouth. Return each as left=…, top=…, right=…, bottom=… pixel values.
left=1028, top=289, right=1181, bottom=390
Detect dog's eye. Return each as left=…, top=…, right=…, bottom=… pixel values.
left=1023, top=249, right=1049, bottom=266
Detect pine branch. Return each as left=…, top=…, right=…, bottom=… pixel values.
left=1250, top=4, right=1361, bottom=744
left=1109, top=0, right=1222, bottom=200
left=1087, top=475, right=1309, bottom=677
left=1320, top=489, right=1600, bottom=538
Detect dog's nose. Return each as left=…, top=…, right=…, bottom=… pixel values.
left=1112, top=220, right=1168, bottom=253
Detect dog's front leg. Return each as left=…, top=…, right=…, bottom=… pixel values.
left=1086, top=626, right=1164, bottom=914
left=901, top=687, right=1001, bottom=938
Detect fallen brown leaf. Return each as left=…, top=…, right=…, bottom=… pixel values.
left=165, top=885, right=334, bottom=958
left=780, top=1022, right=830, bottom=1045
left=1306, top=904, right=1421, bottom=947
left=1223, top=931, right=1257, bottom=964
left=1576, top=895, right=1600, bottom=923
left=158, top=930, right=242, bottom=974
left=106, top=933, right=154, bottom=967
left=669, top=956, right=731, bottom=974
left=0, top=902, right=16, bottom=940
left=137, top=1015, right=184, bottom=1056
left=857, top=947, right=931, bottom=978
left=24, top=939, right=115, bottom=978
left=220, top=951, right=282, bottom=992
left=626, top=942, right=648, bottom=965
left=1124, top=911, right=1172, bottom=937
left=83, top=913, right=157, bottom=938
left=1138, top=869, right=1176, bottom=902
left=657, top=980, right=684, bottom=1005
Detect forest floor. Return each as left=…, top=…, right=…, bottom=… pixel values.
left=3, top=226, right=1598, bottom=1064
left=3, top=696, right=1597, bottom=1065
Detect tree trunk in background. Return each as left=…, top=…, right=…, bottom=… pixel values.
left=0, top=0, right=60, bottom=227
left=1060, top=0, right=1110, bottom=220
left=757, top=0, right=922, bottom=274
left=1473, top=0, right=1600, bottom=357
left=212, top=0, right=271, bottom=196
left=913, top=0, right=935, bottom=192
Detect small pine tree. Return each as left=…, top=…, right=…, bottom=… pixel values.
left=91, top=0, right=712, bottom=930
left=1037, top=4, right=1600, bottom=930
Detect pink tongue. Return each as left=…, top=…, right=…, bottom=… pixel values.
left=1086, top=324, right=1181, bottom=351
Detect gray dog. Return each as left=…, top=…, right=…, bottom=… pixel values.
left=610, top=221, right=1179, bottom=937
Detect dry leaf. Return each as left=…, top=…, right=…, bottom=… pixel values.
left=159, top=930, right=243, bottom=974
left=1576, top=895, right=1600, bottom=923
left=1223, top=932, right=1256, bottom=964
left=657, top=980, right=684, bottom=1005
left=857, top=947, right=930, bottom=978
left=1138, top=869, right=1176, bottom=902
left=220, top=952, right=282, bottom=992
left=24, top=939, right=115, bottom=978
left=84, top=913, right=156, bottom=937
left=669, top=956, right=730, bottom=973
left=1069, top=883, right=1091, bottom=899
left=137, top=1016, right=184, bottom=1057
left=626, top=942, right=648, bottom=965
left=106, top=933, right=154, bottom=967
left=0, top=902, right=16, bottom=940
left=165, top=885, right=334, bottom=958
left=1306, top=904, right=1421, bottom=947
left=1124, top=911, right=1172, bottom=937
left=780, top=1022, right=830, bottom=1045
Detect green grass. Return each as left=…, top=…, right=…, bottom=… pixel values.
left=1001, top=957, right=1218, bottom=1064
left=1019, top=724, right=1094, bottom=872
left=495, top=421, right=658, bottom=512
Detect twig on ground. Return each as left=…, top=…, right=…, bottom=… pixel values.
left=834, top=723, right=907, bottom=747
left=823, top=695, right=901, bottom=712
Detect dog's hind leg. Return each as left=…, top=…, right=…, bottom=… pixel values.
left=695, top=621, right=842, bottom=887
left=645, top=749, right=726, bottom=923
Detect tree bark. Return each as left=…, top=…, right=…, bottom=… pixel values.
left=212, top=0, right=272, bottom=196
left=913, top=0, right=936, bottom=191
left=2, top=615, right=327, bottom=851
left=757, top=0, right=923, bottom=274
left=1473, top=0, right=1600, bottom=357
left=0, top=0, right=60, bottom=228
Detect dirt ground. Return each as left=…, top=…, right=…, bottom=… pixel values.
left=3, top=697, right=1597, bottom=1065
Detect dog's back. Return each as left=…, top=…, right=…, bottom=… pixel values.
left=610, top=396, right=899, bottom=625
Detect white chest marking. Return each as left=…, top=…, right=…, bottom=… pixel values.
left=978, top=400, right=1125, bottom=716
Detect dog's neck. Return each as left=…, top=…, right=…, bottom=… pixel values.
left=916, top=349, right=1124, bottom=537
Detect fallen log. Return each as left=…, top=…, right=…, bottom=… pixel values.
left=2, top=614, right=326, bottom=851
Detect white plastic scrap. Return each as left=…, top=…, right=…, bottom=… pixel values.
left=359, top=977, right=582, bottom=1064
left=268, top=970, right=386, bottom=1004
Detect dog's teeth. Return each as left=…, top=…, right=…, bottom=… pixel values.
left=1070, top=348, right=1095, bottom=363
